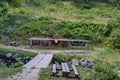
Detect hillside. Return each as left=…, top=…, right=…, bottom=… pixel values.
left=0, top=0, right=120, bottom=49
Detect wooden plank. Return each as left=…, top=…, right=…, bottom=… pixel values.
left=61, top=63, right=66, bottom=72
left=23, top=54, right=45, bottom=68
left=64, top=63, right=70, bottom=72
left=35, top=54, right=53, bottom=68
left=61, top=62, right=70, bottom=77
left=72, top=65, right=79, bottom=78
left=52, top=64, right=57, bottom=75
left=61, top=63, right=70, bottom=72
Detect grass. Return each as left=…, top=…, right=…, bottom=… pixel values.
left=39, top=47, right=120, bottom=80
left=0, top=67, right=22, bottom=78
left=95, top=47, right=120, bottom=69
left=31, top=45, right=88, bottom=50
left=1, top=1, right=120, bottom=48
left=0, top=48, right=37, bottom=57
left=9, top=1, right=120, bottom=24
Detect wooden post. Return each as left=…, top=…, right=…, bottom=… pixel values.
left=30, top=39, right=32, bottom=48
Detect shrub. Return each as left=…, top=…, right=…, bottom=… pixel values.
left=107, top=18, right=120, bottom=49
left=48, top=0, right=61, bottom=4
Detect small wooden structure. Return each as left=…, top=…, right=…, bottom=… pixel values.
left=29, top=38, right=91, bottom=48
left=61, top=62, right=70, bottom=77
left=52, top=62, right=80, bottom=79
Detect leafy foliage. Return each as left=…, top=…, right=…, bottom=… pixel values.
left=107, top=18, right=120, bottom=49
left=0, top=0, right=120, bottom=50
left=0, top=0, right=8, bottom=16
left=6, top=0, right=25, bottom=7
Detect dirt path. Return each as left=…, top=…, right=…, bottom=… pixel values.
left=1, top=45, right=90, bottom=54
left=1, top=45, right=91, bottom=80
left=4, top=68, right=40, bottom=80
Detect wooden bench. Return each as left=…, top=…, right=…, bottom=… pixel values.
left=52, top=64, right=57, bottom=76
left=72, top=65, right=79, bottom=78
left=61, top=62, right=70, bottom=77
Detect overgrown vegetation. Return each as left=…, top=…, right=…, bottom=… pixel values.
left=0, top=1, right=119, bottom=79
left=0, top=67, right=22, bottom=78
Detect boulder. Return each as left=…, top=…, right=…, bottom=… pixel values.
left=79, top=58, right=95, bottom=69
left=6, top=53, right=12, bottom=58
left=86, top=60, right=95, bottom=69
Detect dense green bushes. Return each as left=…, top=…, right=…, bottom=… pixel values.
left=27, top=0, right=61, bottom=7
left=59, top=21, right=106, bottom=43
left=9, top=17, right=107, bottom=44
left=0, top=1, right=8, bottom=16
left=0, top=15, right=119, bottom=49
left=6, top=0, right=25, bottom=7
left=1, top=16, right=117, bottom=49
left=107, top=18, right=120, bottom=49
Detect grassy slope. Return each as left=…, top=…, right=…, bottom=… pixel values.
left=0, top=1, right=120, bottom=48
left=9, top=1, right=120, bottom=23
left=0, top=1, right=119, bottom=40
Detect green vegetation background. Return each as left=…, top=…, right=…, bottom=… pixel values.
left=0, top=0, right=120, bottom=50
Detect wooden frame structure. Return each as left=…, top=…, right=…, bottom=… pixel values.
left=29, top=38, right=91, bottom=48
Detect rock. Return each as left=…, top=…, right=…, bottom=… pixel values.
left=79, top=58, right=95, bottom=69
left=6, top=60, right=12, bottom=68
left=12, top=54, right=19, bottom=59
left=86, top=60, right=95, bottom=69
left=71, top=59, right=79, bottom=66
left=6, top=53, right=12, bottom=58
left=79, top=58, right=87, bottom=67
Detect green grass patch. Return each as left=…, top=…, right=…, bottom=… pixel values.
left=0, top=67, right=22, bottom=78
left=31, top=45, right=87, bottom=50
left=0, top=48, right=36, bottom=57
